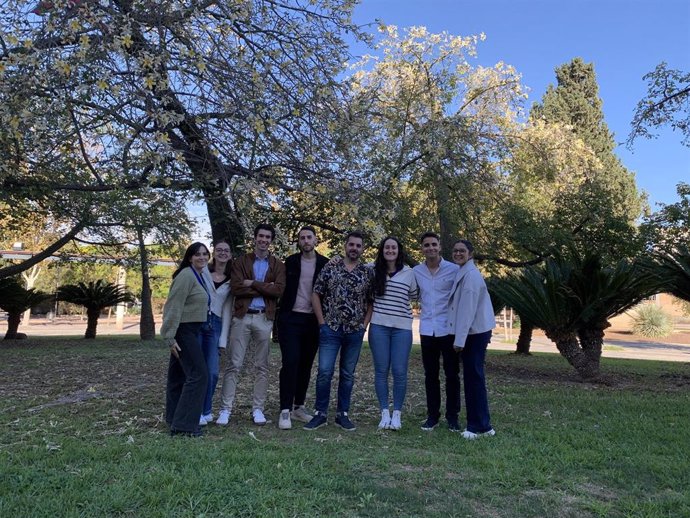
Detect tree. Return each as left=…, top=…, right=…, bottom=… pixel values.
left=640, top=182, right=690, bottom=251
left=0, top=277, right=51, bottom=339
left=343, top=25, right=525, bottom=257
left=529, top=58, right=645, bottom=259
left=1, top=0, right=367, bottom=260
left=628, top=63, right=690, bottom=147
left=492, top=251, right=659, bottom=379
left=56, top=280, right=133, bottom=339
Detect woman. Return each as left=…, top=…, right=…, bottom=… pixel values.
left=368, top=236, right=418, bottom=430
left=161, top=242, right=211, bottom=437
left=198, top=238, right=233, bottom=426
left=447, top=239, right=496, bottom=439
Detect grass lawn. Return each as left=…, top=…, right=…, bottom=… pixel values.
left=0, top=337, right=688, bottom=517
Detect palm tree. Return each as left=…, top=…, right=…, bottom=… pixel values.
left=0, top=278, right=51, bottom=339
left=57, top=280, right=133, bottom=339
left=650, top=245, right=690, bottom=303
left=492, top=252, right=660, bottom=379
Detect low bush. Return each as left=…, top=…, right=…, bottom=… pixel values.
left=632, top=303, right=673, bottom=338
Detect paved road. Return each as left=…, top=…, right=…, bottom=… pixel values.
left=3, top=316, right=689, bottom=363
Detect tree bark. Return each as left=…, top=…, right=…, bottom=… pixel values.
left=136, top=226, right=156, bottom=340
left=577, top=326, right=606, bottom=372
left=4, top=311, right=22, bottom=339
left=515, top=322, right=533, bottom=355
left=85, top=308, right=100, bottom=339
left=547, top=330, right=600, bottom=380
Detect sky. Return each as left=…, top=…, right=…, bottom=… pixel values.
left=351, top=0, right=690, bottom=209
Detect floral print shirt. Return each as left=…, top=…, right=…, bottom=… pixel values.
left=313, top=260, right=374, bottom=333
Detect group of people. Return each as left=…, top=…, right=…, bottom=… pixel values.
left=161, top=224, right=496, bottom=440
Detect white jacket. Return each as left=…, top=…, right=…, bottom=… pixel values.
left=202, top=266, right=233, bottom=348
left=447, top=260, right=496, bottom=348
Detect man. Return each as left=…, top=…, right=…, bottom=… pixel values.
left=304, top=231, right=374, bottom=432
left=412, top=232, right=461, bottom=432
left=216, top=223, right=286, bottom=426
left=277, top=226, right=329, bottom=430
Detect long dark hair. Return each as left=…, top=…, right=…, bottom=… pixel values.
left=209, top=238, right=233, bottom=277
left=374, top=236, right=405, bottom=297
left=172, top=242, right=209, bottom=279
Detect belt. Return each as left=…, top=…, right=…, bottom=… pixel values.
left=247, top=308, right=266, bottom=314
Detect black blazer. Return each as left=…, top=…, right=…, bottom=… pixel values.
left=278, top=252, right=329, bottom=315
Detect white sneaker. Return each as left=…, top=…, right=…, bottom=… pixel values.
left=378, top=409, right=391, bottom=430
left=278, top=409, right=292, bottom=430
left=199, top=415, right=208, bottom=426
left=216, top=409, right=231, bottom=426
left=390, top=410, right=402, bottom=430
left=252, top=408, right=267, bottom=426
left=292, top=405, right=313, bottom=423
left=462, top=428, right=495, bottom=440
left=201, top=413, right=213, bottom=422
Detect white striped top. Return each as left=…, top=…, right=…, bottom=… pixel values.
left=370, top=266, right=419, bottom=330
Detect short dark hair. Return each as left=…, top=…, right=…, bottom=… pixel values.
left=453, top=239, right=474, bottom=254
left=345, top=230, right=364, bottom=244
left=297, top=225, right=317, bottom=238
left=419, top=231, right=440, bottom=244
left=254, top=223, right=275, bottom=240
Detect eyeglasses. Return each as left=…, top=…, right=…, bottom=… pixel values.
left=215, top=248, right=231, bottom=254
left=452, top=249, right=466, bottom=254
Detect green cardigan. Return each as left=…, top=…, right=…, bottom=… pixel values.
left=160, top=267, right=209, bottom=343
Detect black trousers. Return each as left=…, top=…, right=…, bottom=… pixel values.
left=166, top=322, right=208, bottom=433
left=420, top=334, right=461, bottom=421
left=278, top=311, right=319, bottom=410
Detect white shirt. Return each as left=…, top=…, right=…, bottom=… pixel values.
left=413, top=258, right=459, bottom=337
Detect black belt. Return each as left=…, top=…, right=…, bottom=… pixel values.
left=247, top=308, right=266, bottom=314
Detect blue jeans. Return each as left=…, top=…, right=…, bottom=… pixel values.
left=368, top=324, right=412, bottom=411
left=198, top=313, right=222, bottom=416
left=314, top=324, right=365, bottom=414
left=461, top=331, right=492, bottom=433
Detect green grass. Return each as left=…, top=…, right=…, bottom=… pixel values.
left=1, top=338, right=688, bottom=517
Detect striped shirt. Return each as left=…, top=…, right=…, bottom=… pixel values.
left=371, top=266, right=419, bottom=330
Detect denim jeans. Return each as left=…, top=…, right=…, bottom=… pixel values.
left=461, top=330, right=492, bottom=433
left=368, top=324, right=412, bottom=411
left=420, top=334, right=461, bottom=421
left=314, top=324, right=365, bottom=414
left=198, top=312, right=222, bottom=416
left=166, top=322, right=208, bottom=433
left=278, top=311, right=319, bottom=410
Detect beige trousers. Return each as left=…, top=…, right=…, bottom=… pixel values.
left=219, top=313, right=273, bottom=412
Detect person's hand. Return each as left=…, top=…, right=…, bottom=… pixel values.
left=170, top=341, right=181, bottom=359
left=242, top=279, right=253, bottom=287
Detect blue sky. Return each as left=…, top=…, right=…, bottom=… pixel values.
left=352, top=0, right=690, bottom=209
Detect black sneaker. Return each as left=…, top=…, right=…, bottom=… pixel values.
left=447, top=418, right=461, bottom=433
left=335, top=412, right=356, bottom=431
left=420, top=416, right=439, bottom=431
left=304, top=412, right=328, bottom=430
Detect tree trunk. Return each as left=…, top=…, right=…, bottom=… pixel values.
left=204, top=186, right=244, bottom=255
left=515, top=322, right=533, bottom=355
left=4, top=311, right=22, bottom=339
left=435, top=176, right=457, bottom=260
left=136, top=226, right=156, bottom=340
left=577, top=326, right=606, bottom=372
left=85, top=308, right=100, bottom=339
left=547, top=330, right=600, bottom=380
